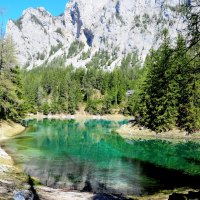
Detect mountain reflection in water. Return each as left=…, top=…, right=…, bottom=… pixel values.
left=3, top=119, right=200, bottom=196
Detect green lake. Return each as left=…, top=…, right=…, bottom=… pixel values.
left=2, top=119, right=200, bottom=196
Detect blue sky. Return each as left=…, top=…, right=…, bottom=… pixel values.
left=0, top=0, right=68, bottom=31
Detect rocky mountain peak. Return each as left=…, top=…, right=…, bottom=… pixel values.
left=6, top=0, right=187, bottom=69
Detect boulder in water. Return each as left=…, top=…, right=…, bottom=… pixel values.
left=13, top=190, right=33, bottom=200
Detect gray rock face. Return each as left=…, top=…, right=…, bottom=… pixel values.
left=6, top=0, right=187, bottom=69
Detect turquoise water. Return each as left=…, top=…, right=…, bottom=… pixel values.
left=3, top=119, right=200, bottom=196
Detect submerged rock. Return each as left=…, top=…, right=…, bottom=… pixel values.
left=13, top=190, right=33, bottom=200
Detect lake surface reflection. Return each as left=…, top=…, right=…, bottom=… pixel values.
left=3, top=119, right=200, bottom=196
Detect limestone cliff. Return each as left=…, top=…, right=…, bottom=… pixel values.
left=6, top=0, right=189, bottom=69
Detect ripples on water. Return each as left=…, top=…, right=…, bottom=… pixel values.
left=3, top=119, right=200, bottom=196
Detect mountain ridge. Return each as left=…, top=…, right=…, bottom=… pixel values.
left=6, top=0, right=187, bottom=69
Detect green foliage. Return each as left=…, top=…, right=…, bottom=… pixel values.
left=36, top=52, right=45, bottom=60
left=85, top=99, right=102, bottom=115
left=116, top=14, right=125, bottom=25
left=175, top=35, right=200, bottom=133
left=101, top=95, right=112, bottom=114
left=67, top=40, right=85, bottom=58
left=142, top=13, right=151, bottom=25
left=0, top=36, right=26, bottom=121
left=42, top=102, right=50, bottom=115
left=80, top=50, right=91, bottom=60
left=55, top=28, right=64, bottom=37
left=86, top=50, right=111, bottom=69
left=0, top=68, right=26, bottom=121
left=141, top=31, right=178, bottom=132
left=138, top=32, right=200, bottom=133
left=23, top=52, right=142, bottom=116
left=0, top=36, right=17, bottom=70
left=49, top=43, right=63, bottom=56
left=134, top=15, right=141, bottom=27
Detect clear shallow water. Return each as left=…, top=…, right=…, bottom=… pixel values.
left=3, top=119, right=200, bottom=196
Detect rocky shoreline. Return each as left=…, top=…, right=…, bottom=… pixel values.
left=0, top=121, right=28, bottom=199
left=0, top=121, right=95, bottom=200
left=0, top=148, right=95, bottom=200
left=25, top=112, right=131, bottom=122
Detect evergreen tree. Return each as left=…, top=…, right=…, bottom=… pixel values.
left=176, top=35, right=200, bottom=133
left=139, top=30, right=178, bottom=132
left=23, top=53, right=142, bottom=116
left=0, top=36, right=25, bottom=121
left=138, top=32, right=200, bottom=134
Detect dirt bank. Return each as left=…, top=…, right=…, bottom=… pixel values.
left=117, top=124, right=200, bottom=141
left=0, top=120, right=25, bottom=141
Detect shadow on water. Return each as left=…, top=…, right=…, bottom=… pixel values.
left=169, top=191, right=200, bottom=200
left=92, top=194, right=131, bottom=200
left=82, top=180, right=93, bottom=192
left=123, top=157, right=200, bottom=193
